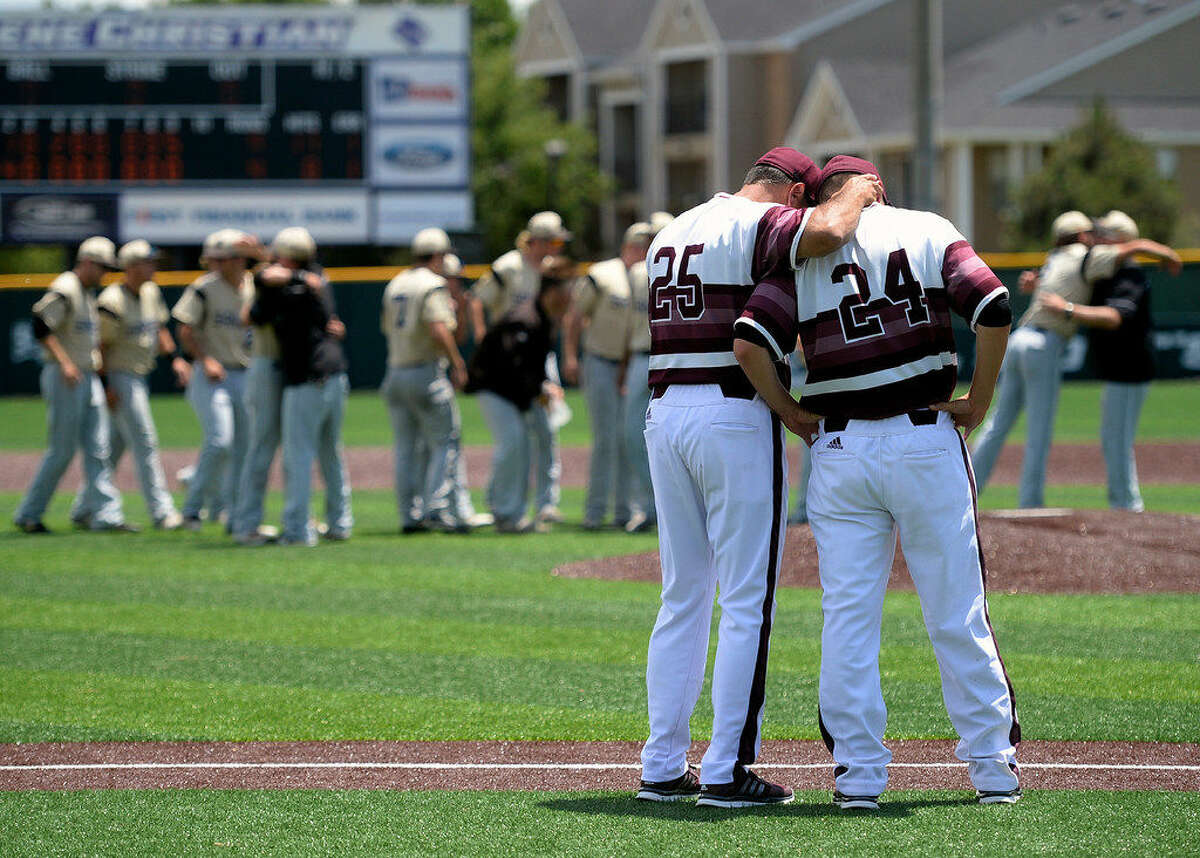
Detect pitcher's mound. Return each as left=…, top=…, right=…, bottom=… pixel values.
left=554, top=510, right=1200, bottom=594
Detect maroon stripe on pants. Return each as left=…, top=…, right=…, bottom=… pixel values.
left=955, top=431, right=1022, bottom=748
left=738, top=412, right=785, bottom=765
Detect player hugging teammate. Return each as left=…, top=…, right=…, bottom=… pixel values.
left=636, top=149, right=1022, bottom=810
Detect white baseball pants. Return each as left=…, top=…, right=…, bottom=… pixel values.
left=108, top=370, right=177, bottom=524
left=641, top=384, right=787, bottom=785
left=807, top=411, right=1020, bottom=797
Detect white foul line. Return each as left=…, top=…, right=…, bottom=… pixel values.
left=1, top=761, right=1197, bottom=773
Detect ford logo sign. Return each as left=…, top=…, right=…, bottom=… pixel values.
left=383, top=143, right=453, bottom=170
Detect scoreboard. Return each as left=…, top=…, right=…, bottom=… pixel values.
left=1, top=60, right=366, bottom=183
left=0, top=6, right=472, bottom=245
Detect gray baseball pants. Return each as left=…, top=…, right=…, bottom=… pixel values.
left=281, top=373, right=353, bottom=544
left=623, top=352, right=654, bottom=523
left=477, top=391, right=532, bottom=524
left=1101, top=381, right=1150, bottom=511
left=582, top=352, right=630, bottom=525
left=233, top=356, right=283, bottom=536
left=971, top=326, right=1068, bottom=507
left=182, top=367, right=248, bottom=521
left=108, top=370, right=177, bottom=524
left=382, top=363, right=461, bottom=527
left=531, top=352, right=561, bottom=511
left=15, top=364, right=124, bottom=528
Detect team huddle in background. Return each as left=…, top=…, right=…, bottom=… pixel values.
left=11, top=208, right=679, bottom=542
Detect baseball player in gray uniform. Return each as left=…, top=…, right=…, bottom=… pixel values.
left=250, top=227, right=352, bottom=546
left=620, top=220, right=662, bottom=534
left=563, top=224, right=654, bottom=529
left=14, top=237, right=132, bottom=533
left=173, top=229, right=253, bottom=529
left=97, top=240, right=188, bottom=530
left=231, top=233, right=286, bottom=546
left=473, top=212, right=571, bottom=525
left=381, top=228, right=471, bottom=533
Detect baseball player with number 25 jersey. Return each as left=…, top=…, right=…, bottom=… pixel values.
left=636, top=148, right=882, bottom=808
left=735, top=156, right=1020, bottom=810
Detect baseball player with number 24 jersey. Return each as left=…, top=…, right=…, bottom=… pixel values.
left=735, top=156, right=1021, bottom=810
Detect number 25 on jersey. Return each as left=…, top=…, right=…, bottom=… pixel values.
left=650, top=244, right=706, bottom=323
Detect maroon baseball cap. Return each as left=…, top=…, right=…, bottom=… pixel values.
left=754, top=147, right=821, bottom=193
left=818, top=155, right=889, bottom=204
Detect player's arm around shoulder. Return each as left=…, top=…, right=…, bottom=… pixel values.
left=795, top=173, right=884, bottom=261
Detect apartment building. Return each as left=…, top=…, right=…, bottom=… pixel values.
left=515, top=0, right=1200, bottom=250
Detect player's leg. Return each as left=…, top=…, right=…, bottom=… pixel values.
left=1016, top=330, right=1066, bottom=507
left=532, top=353, right=562, bottom=518
left=1102, top=381, right=1149, bottom=511
left=808, top=428, right=895, bottom=799
left=622, top=353, right=654, bottom=528
left=108, top=385, right=129, bottom=473
left=582, top=353, right=619, bottom=527
left=115, top=372, right=176, bottom=524
left=641, top=398, right=715, bottom=784
left=889, top=420, right=1020, bottom=794
left=969, top=334, right=1028, bottom=492
left=15, top=365, right=85, bottom=526
left=316, top=373, right=353, bottom=539
left=234, top=357, right=283, bottom=537
left=478, top=392, right=530, bottom=527
left=416, top=365, right=459, bottom=527
left=280, top=383, right=318, bottom=545
left=693, top=399, right=787, bottom=785
left=383, top=368, right=421, bottom=529
left=221, top=370, right=249, bottom=528
left=789, top=443, right=812, bottom=524
left=182, top=372, right=230, bottom=521
left=73, top=375, right=124, bottom=529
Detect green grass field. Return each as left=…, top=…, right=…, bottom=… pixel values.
left=1, top=380, right=1197, bottom=451
left=0, top=382, right=1197, bottom=856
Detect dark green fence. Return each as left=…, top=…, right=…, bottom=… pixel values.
left=1, top=265, right=1197, bottom=397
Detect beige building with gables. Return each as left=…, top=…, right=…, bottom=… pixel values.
left=515, top=0, right=1200, bottom=251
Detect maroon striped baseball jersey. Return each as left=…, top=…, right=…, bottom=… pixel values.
left=647, top=193, right=810, bottom=392
left=736, top=204, right=1006, bottom=419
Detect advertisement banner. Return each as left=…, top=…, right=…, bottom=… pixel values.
left=374, top=190, right=474, bottom=244
left=2, top=193, right=119, bottom=243
left=369, top=58, right=469, bottom=122
left=369, top=124, right=469, bottom=188
left=0, top=6, right=468, bottom=57
left=120, top=189, right=369, bottom=244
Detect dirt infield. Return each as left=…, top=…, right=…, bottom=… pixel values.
left=1, top=740, right=1195, bottom=792
left=1, top=441, right=1198, bottom=493
left=554, top=509, right=1200, bottom=595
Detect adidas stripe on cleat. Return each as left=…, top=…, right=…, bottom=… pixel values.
left=696, top=765, right=793, bottom=808
left=636, top=765, right=700, bottom=802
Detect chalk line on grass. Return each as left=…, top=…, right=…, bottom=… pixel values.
left=3, top=761, right=1197, bottom=773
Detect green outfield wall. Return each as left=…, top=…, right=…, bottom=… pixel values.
left=1, top=265, right=1197, bottom=396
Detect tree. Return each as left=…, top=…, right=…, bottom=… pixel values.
left=1007, top=101, right=1180, bottom=249
left=448, top=0, right=610, bottom=258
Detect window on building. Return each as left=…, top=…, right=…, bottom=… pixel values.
left=664, top=60, right=707, bottom=135
left=1157, top=147, right=1179, bottom=178
left=668, top=159, right=708, bottom=213
left=543, top=74, right=570, bottom=122
left=613, top=104, right=640, bottom=192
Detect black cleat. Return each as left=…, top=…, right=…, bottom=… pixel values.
left=696, top=765, right=794, bottom=808
left=15, top=520, right=50, bottom=534
left=636, top=765, right=700, bottom=802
